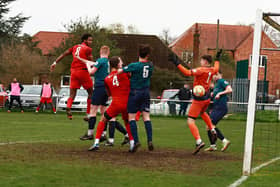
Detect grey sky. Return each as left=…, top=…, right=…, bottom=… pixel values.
left=8, top=0, right=280, bottom=37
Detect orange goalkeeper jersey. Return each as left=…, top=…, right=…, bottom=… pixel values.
left=177, top=61, right=219, bottom=92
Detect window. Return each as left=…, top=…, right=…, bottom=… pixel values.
left=249, top=55, right=267, bottom=68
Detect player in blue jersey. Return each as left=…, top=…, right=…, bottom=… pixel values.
left=80, top=46, right=110, bottom=140
left=205, top=71, right=231, bottom=152
left=118, top=44, right=154, bottom=152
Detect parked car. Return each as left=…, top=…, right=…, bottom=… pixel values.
left=0, top=84, right=8, bottom=108
left=275, top=99, right=280, bottom=105
left=150, top=89, right=181, bottom=115
left=57, top=87, right=88, bottom=111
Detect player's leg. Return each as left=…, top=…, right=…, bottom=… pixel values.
left=86, top=88, right=93, bottom=117
left=36, top=98, right=43, bottom=113
left=106, top=117, right=116, bottom=146
left=66, top=88, right=77, bottom=119
left=122, top=112, right=134, bottom=149
left=80, top=104, right=98, bottom=140
left=16, top=96, right=23, bottom=112
left=99, top=105, right=108, bottom=142
left=81, top=70, right=94, bottom=118
left=187, top=100, right=205, bottom=155
left=182, top=102, right=188, bottom=116
left=88, top=105, right=118, bottom=151
left=49, top=100, right=56, bottom=114
left=88, top=114, right=109, bottom=151
left=142, top=111, right=154, bottom=151
left=8, top=95, right=15, bottom=112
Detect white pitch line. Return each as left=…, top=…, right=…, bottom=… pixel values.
left=229, top=156, right=280, bottom=187
left=0, top=139, right=75, bottom=146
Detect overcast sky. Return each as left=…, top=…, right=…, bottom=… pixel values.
left=8, top=0, right=280, bottom=37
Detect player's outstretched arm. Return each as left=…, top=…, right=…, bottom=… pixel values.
left=50, top=50, right=71, bottom=72
left=213, top=49, right=222, bottom=73
left=168, top=53, right=192, bottom=76
left=75, top=55, right=97, bottom=75
left=215, top=85, right=232, bottom=99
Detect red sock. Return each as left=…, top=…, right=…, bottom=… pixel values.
left=52, top=107, right=56, bottom=113
left=95, top=121, right=106, bottom=139
left=135, top=111, right=141, bottom=121
left=188, top=122, right=201, bottom=140
left=201, top=112, right=214, bottom=130
left=125, top=123, right=133, bottom=140
left=86, top=99, right=91, bottom=114
left=67, top=98, right=73, bottom=109
left=36, top=106, right=40, bottom=111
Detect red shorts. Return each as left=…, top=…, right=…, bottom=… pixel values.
left=70, top=69, right=93, bottom=90
left=40, top=97, right=53, bottom=104
left=106, top=102, right=128, bottom=121
left=188, top=99, right=210, bottom=119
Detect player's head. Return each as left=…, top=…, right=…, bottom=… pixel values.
left=138, top=44, right=151, bottom=59
left=81, top=33, right=93, bottom=46
left=100, top=45, right=110, bottom=57
left=13, top=78, right=17, bottom=83
left=213, top=71, right=222, bottom=81
left=184, top=84, right=189, bottom=89
left=109, top=56, right=123, bottom=70
left=200, top=55, right=212, bottom=66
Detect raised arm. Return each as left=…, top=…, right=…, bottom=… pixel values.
left=177, top=64, right=192, bottom=76
left=50, top=49, right=72, bottom=71
left=213, top=61, right=220, bottom=73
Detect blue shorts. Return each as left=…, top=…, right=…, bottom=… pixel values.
left=127, top=88, right=150, bottom=113
left=210, top=104, right=228, bottom=125
left=91, top=86, right=108, bottom=106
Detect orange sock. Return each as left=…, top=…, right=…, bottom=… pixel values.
left=67, top=98, right=73, bottom=109
left=125, top=123, right=133, bottom=141
left=188, top=122, right=201, bottom=140
left=201, top=112, right=214, bottom=130
left=95, top=121, right=106, bottom=139
left=86, top=99, right=91, bottom=114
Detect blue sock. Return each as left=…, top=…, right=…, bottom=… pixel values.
left=115, top=121, right=127, bottom=135
left=129, top=120, right=139, bottom=143
left=109, top=121, right=116, bottom=139
left=144, top=121, right=153, bottom=142
left=88, top=117, right=96, bottom=130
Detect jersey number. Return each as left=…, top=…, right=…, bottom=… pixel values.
left=206, top=72, right=212, bottom=83
left=112, top=75, right=119, bottom=86
left=143, top=66, right=149, bottom=78
left=75, top=47, right=81, bottom=57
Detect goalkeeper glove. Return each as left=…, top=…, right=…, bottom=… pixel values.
left=215, top=49, right=223, bottom=61
left=168, top=53, right=180, bottom=67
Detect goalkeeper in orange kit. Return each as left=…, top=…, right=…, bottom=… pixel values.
left=169, top=50, right=222, bottom=155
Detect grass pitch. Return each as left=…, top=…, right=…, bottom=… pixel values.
left=0, top=111, right=279, bottom=187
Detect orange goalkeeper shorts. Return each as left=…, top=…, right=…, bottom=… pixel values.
left=188, top=99, right=210, bottom=119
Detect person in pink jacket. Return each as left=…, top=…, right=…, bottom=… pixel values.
left=36, top=80, right=56, bottom=114
left=7, top=78, right=24, bottom=113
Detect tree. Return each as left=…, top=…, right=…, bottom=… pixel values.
left=159, top=29, right=176, bottom=45
left=0, top=42, right=48, bottom=86
left=0, top=0, right=29, bottom=43
left=107, top=23, right=125, bottom=34
left=127, top=24, right=140, bottom=34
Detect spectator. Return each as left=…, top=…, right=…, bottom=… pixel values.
left=7, top=78, right=24, bottom=113
left=178, top=84, right=192, bottom=116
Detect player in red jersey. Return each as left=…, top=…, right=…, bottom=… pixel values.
left=50, top=34, right=94, bottom=119
left=169, top=51, right=222, bottom=155
left=87, top=56, right=134, bottom=151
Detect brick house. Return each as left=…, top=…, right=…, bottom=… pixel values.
left=169, top=23, right=280, bottom=96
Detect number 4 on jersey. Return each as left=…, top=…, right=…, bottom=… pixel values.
left=112, top=75, right=119, bottom=86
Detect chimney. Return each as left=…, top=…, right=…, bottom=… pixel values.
left=193, top=23, right=200, bottom=67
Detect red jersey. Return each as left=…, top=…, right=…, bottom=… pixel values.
left=104, top=71, right=130, bottom=102
left=68, top=43, right=92, bottom=71
left=191, top=67, right=218, bottom=92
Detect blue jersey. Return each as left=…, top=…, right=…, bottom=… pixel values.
left=213, top=78, right=230, bottom=105
left=123, top=61, right=153, bottom=89
left=94, top=57, right=109, bottom=87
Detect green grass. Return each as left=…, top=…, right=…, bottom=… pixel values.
left=0, top=111, right=279, bottom=187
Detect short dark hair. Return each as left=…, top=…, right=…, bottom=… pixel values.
left=201, top=55, right=213, bottom=63
left=139, top=44, right=151, bottom=58
left=109, top=56, right=120, bottom=69
left=81, top=33, right=92, bottom=42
